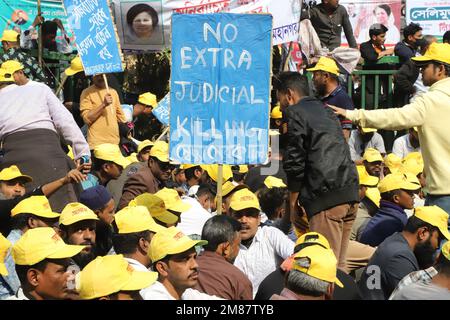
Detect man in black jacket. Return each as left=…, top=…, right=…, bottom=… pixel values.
left=275, top=72, right=359, bottom=270
left=394, top=23, right=423, bottom=65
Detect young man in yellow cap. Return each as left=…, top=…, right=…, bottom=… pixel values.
left=270, top=105, right=283, bottom=132
left=349, top=127, right=386, bottom=164
left=362, top=148, right=384, bottom=178
left=122, top=92, right=157, bottom=123
left=9, top=227, right=85, bottom=300
left=141, top=226, right=221, bottom=300
left=119, top=141, right=175, bottom=209
left=59, top=203, right=99, bottom=269
left=359, top=205, right=450, bottom=300
left=360, top=173, right=419, bottom=247
left=230, top=188, right=294, bottom=297
left=180, top=165, right=205, bottom=196
left=392, top=127, right=421, bottom=159
left=332, top=42, right=450, bottom=215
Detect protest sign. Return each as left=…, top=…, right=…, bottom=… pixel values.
left=63, top=0, right=123, bottom=75
left=169, top=13, right=272, bottom=165
left=112, top=0, right=299, bottom=51
left=406, top=0, right=450, bottom=40
left=339, top=0, right=402, bottom=46
left=153, top=94, right=170, bottom=126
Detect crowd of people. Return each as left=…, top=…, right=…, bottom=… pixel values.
left=0, top=0, right=450, bottom=301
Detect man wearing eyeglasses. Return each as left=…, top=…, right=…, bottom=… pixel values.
left=119, top=141, right=174, bottom=209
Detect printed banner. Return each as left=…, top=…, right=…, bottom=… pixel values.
left=169, top=13, right=272, bottom=164
left=153, top=93, right=170, bottom=125
left=63, top=0, right=123, bottom=75
left=406, top=0, right=450, bottom=39
left=112, top=0, right=300, bottom=52
left=339, top=0, right=402, bottom=46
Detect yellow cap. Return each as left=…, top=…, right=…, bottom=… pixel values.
left=230, top=188, right=260, bottom=211
left=200, top=164, right=233, bottom=182
left=0, top=68, right=14, bottom=83
left=402, top=152, right=424, bottom=176
left=11, top=196, right=60, bottom=218
left=1, top=30, right=19, bottom=42
left=93, top=143, right=130, bottom=168
left=384, top=153, right=402, bottom=174
left=412, top=42, right=450, bottom=66
left=0, top=234, right=11, bottom=276
left=138, top=92, right=157, bottom=107
left=129, top=193, right=179, bottom=225
left=378, top=173, right=420, bottom=193
left=149, top=141, right=169, bottom=162
left=114, top=205, right=166, bottom=234
left=270, top=105, right=282, bottom=119
left=76, top=254, right=158, bottom=300
left=0, top=165, right=32, bottom=182
left=180, top=164, right=198, bottom=170
left=137, top=139, right=154, bottom=153
left=155, top=188, right=191, bottom=213
left=59, top=202, right=99, bottom=226
left=295, top=231, right=331, bottom=250
left=363, top=148, right=383, bottom=163
left=361, top=127, right=377, bottom=133
left=149, top=226, right=207, bottom=262
left=413, top=206, right=450, bottom=240
left=306, top=57, right=340, bottom=75
left=237, top=165, right=248, bottom=174
left=1, top=60, right=24, bottom=74
left=126, top=153, right=138, bottom=164
left=264, top=176, right=287, bottom=188
left=222, top=181, right=239, bottom=198
left=441, top=241, right=450, bottom=261
left=64, top=56, right=84, bottom=76
left=292, top=245, right=343, bottom=288
left=365, top=187, right=381, bottom=207
left=403, top=172, right=421, bottom=189
left=356, top=165, right=379, bottom=187
left=12, top=227, right=85, bottom=265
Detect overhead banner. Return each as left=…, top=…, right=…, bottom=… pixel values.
left=339, top=0, right=402, bottom=46
left=406, top=0, right=450, bottom=39
left=112, top=0, right=300, bottom=51
left=63, top=0, right=123, bottom=75
left=169, top=13, right=272, bottom=164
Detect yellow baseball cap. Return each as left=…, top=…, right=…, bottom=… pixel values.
left=237, top=165, right=248, bottom=174
left=12, top=227, right=85, bottom=265
left=292, top=245, right=343, bottom=287
left=1, top=30, right=19, bottom=42
left=1, top=60, right=24, bottom=74
left=155, top=188, right=191, bottom=213
left=75, top=254, right=158, bottom=300
left=138, top=92, right=157, bottom=107
left=295, top=231, right=331, bottom=250
left=93, top=143, right=130, bottom=168
left=356, top=165, right=379, bottom=187
left=200, top=164, right=233, bottom=182
left=114, top=205, right=166, bottom=234
left=361, top=127, right=377, bottom=133
left=64, top=56, right=84, bottom=76
left=413, top=206, right=450, bottom=240
left=365, top=187, right=381, bottom=207
left=363, top=148, right=383, bottom=163
left=0, top=68, right=13, bottom=83
left=378, top=173, right=420, bottom=193
left=11, top=196, right=60, bottom=218
left=0, top=165, right=32, bottom=182
left=149, top=226, right=207, bottom=262
left=180, top=164, right=198, bottom=170
left=384, top=153, right=402, bottom=174
left=0, top=234, right=11, bottom=276
left=264, top=176, right=287, bottom=188
left=441, top=241, right=450, bottom=261
left=270, top=105, right=282, bottom=119
left=402, top=152, right=424, bottom=176
left=129, top=193, right=178, bottom=225
left=403, top=172, right=421, bottom=189
left=149, top=141, right=169, bottom=162
left=306, top=56, right=340, bottom=75
left=230, top=188, right=260, bottom=211
left=59, top=202, right=99, bottom=226
left=137, top=139, right=154, bottom=153
left=412, top=42, right=450, bottom=66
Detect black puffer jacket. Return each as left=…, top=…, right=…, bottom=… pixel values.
left=283, top=97, right=359, bottom=218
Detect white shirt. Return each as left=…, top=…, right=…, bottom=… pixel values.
left=141, top=281, right=224, bottom=300
left=177, top=196, right=213, bottom=236
left=392, top=134, right=421, bottom=159
left=233, top=226, right=295, bottom=297
left=0, top=81, right=90, bottom=159
left=348, top=130, right=386, bottom=161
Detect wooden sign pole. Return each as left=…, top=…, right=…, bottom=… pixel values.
left=216, top=164, right=223, bottom=215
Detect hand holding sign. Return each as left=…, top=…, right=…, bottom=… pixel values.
left=103, top=93, right=113, bottom=107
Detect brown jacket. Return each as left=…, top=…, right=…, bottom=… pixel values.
left=118, top=165, right=162, bottom=209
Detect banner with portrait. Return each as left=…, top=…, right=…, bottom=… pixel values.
left=406, top=0, right=450, bottom=40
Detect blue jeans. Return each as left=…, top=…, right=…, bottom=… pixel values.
left=425, top=195, right=450, bottom=230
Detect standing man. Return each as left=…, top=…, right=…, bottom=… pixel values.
left=80, top=74, right=127, bottom=150
left=394, top=23, right=423, bottom=65
left=275, top=71, right=359, bottom=270
left=309, top=0, right=358, bottom=51
left=331, top=43, right=450, bottom=214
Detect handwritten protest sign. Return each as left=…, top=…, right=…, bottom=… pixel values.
left=407, top=0, right=450, bottom=40
left=63, top=0, right=123, bottom=75
left=169, top=13, right=272, bottom=165
left=153, top=94, right=170, bottom=126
